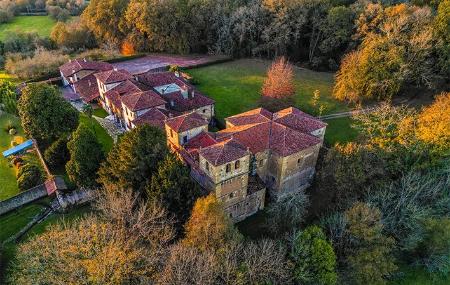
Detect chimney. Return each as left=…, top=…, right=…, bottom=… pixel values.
left=174, top=71, right=180, bottom=77
left=88, top=80, right=91, bottom=87
left=170, top=100, right=175, bottom=107
left=191, top=90, right=195, bottom=98
left=113, top=67, right=118, bottom=71
left=83, top=58, right=86, bottom=62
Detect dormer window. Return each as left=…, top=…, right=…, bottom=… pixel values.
left=235, top=160, right=240, bottom=169
left=226, top=164, right=231, bottom=173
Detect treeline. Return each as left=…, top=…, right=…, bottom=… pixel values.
left=80, top=0, right=449, bottom=73
left=0, top=0, right=87, bottom=23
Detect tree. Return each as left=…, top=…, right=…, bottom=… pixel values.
left=18, top=84, right=78, bottom=146
left=81, top=0, right=130, bottom=46
left=98, top=125, right=168, bottom=193
left=9, top=189, right=175, bottom=284
left=261, top=57, right=295, bottom=99
left=345, top=202, right=397, bottom=285
left=334, top=4, right=438, bottom=102
left=51, top=20, right=97, bottom=50
left=66, top=124, right=104, bottom=188
left=0, top=80, right=17, bottom=115
left=434, top=0, right=450, bottom=76
left=147, top=154, right=203, bottom=226
left=44, top=136, right=69, bottom=170
left=266, top=189, right=309, bottom=235
left=183, top=194, right=241, bottom=252
left=416, top=92, right=450, bottom=152
left=291, top=225, right=338, bottom=285
left=17, top=163, right=44, bottom=191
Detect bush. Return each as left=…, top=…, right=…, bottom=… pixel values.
left=17, top=163, right=44, bottom=191
left=5, top=48, right=69, bottom=79
left=44, top=137, right=69, bottom=169
left=50, top=21, right=97, bottom=51
left=47, top=6, right=71, bottom=22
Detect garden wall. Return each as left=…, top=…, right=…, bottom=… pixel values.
left=0, top=184, right=47, bottom=216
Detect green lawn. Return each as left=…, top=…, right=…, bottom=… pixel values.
left=0, top=16, right=56, bottom=41
left=324, top=117, right=360, bottom=146
left=0, top=113, right=24, bottom=201
left=79, top=114, right=113, bottom=153
left=189, top=59, right=350, bottom=120
left=92, top=107, right=109, bottom=118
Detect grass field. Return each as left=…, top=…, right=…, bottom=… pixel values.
left=79, top=114, right=113, bottom=153
left=189, top=59, right=354, bottom=145
left=0, top=16, right=56, bottom=41
left=0, top=113, right=24, bottom=201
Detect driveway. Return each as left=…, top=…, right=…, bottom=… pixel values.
left=112, top=54, right=230, bottom=74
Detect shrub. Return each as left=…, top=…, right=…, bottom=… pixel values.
left=47, top=6, right=71, bottom=22
left=5, top=49, right=69, bottom=79
left=44, top=137, right=69, bottom=169
left=50, top=21, right=97, bottom=51
left=17, top=163, right=44, bottom=191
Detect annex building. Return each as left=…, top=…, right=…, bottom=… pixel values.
left=60, top=59, right=327, bottom=222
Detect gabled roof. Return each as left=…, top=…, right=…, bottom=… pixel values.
left=225, top=108, right=272, bottom=126
left=269, top=123, right=321, bottom=156
left=165, top=112, right=208, bottom=133
left=94, top=69, right=133, bottom=84
left=199, top=139, right=249, bottom=166
left=163, top=91, right=214, bottom=112
left=104, top=90, right=122, bottom=109
left=60, top=58, right=113, bottom=78
left=273, top=107, right=327, bottom=133
left=136, top=71, right=187, bottom=88
left=184, top=131, right=217, bottom=152
left=121, top=91, right=166, bottom=112
left=73, top=74, right=100, bottom=102
left=132, top=108, right=169, bottom=129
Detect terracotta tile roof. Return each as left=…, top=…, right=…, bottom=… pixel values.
left=216, top=123, right=271, bottom=154
left=104, top=90, right=122, bottom=109
left=163, top=91, right=214, bottom=112
left=136, top=71, right=187, bottom=87
left=225, top=108, right=273, bottom=126
left=94, top=69, right=133, bottom=84
left=269, top=123, right=321, bottom=156
left=60, top=58, right=113, bottom=78
left=165, top=112, right=208, bottom=133
left=185, top=131, right=217, bottom=151
left=121, top=91, right=166, bottom=112
left=273, top=107, right=327, bottom=133
left=73, top=74, right=100, bottom=102
left=132, top=108, right=169, bottom=129
left=199, top=139, right=249, bottom=166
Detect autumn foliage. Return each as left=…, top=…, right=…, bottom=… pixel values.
left=121, top=41, right=135, bottom=56
left=261, top=57, right=295, bottom=99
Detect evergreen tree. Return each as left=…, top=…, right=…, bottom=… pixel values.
left=291, top=225, right=338, bottom=285
left=66, top=125, right=104, bottom=188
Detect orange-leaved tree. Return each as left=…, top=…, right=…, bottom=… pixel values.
left=261, top=57, right=295, bottom=99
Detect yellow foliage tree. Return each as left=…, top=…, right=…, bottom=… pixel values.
left=183, top=194, right=241, bottom=252
left=416, top=92, right=450, bottom=151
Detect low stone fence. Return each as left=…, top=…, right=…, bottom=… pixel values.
left=0, top=184, right=48, bottom=216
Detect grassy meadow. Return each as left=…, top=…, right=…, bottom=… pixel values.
left=0, top=16, right=56, bottom=41
left=188, top=59, right=355, bottom=145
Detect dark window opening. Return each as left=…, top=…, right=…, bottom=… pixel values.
left=183, top=136, right=188, bottom=143
left=226, top=164, right=231, bottom=173
left=235, top=160, right=240, bottom=169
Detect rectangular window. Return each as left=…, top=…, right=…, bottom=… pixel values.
left=205, top=161, right=209, bottom=171
left=235, top=160, right=240, bottom=169
left=183, top=136, right=188, bottom=144
left=226, top=164, right=231, bottom=173
left=170, top=129, right=173, bottom=137
left=203, top=109, right=206, bottom=113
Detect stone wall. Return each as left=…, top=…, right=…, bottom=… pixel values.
left=0, top=184, right=48, bottom=216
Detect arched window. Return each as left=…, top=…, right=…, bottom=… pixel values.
left=226, top=163, right=231, bottom=173
left=235, top=160, right=240, bottom=169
